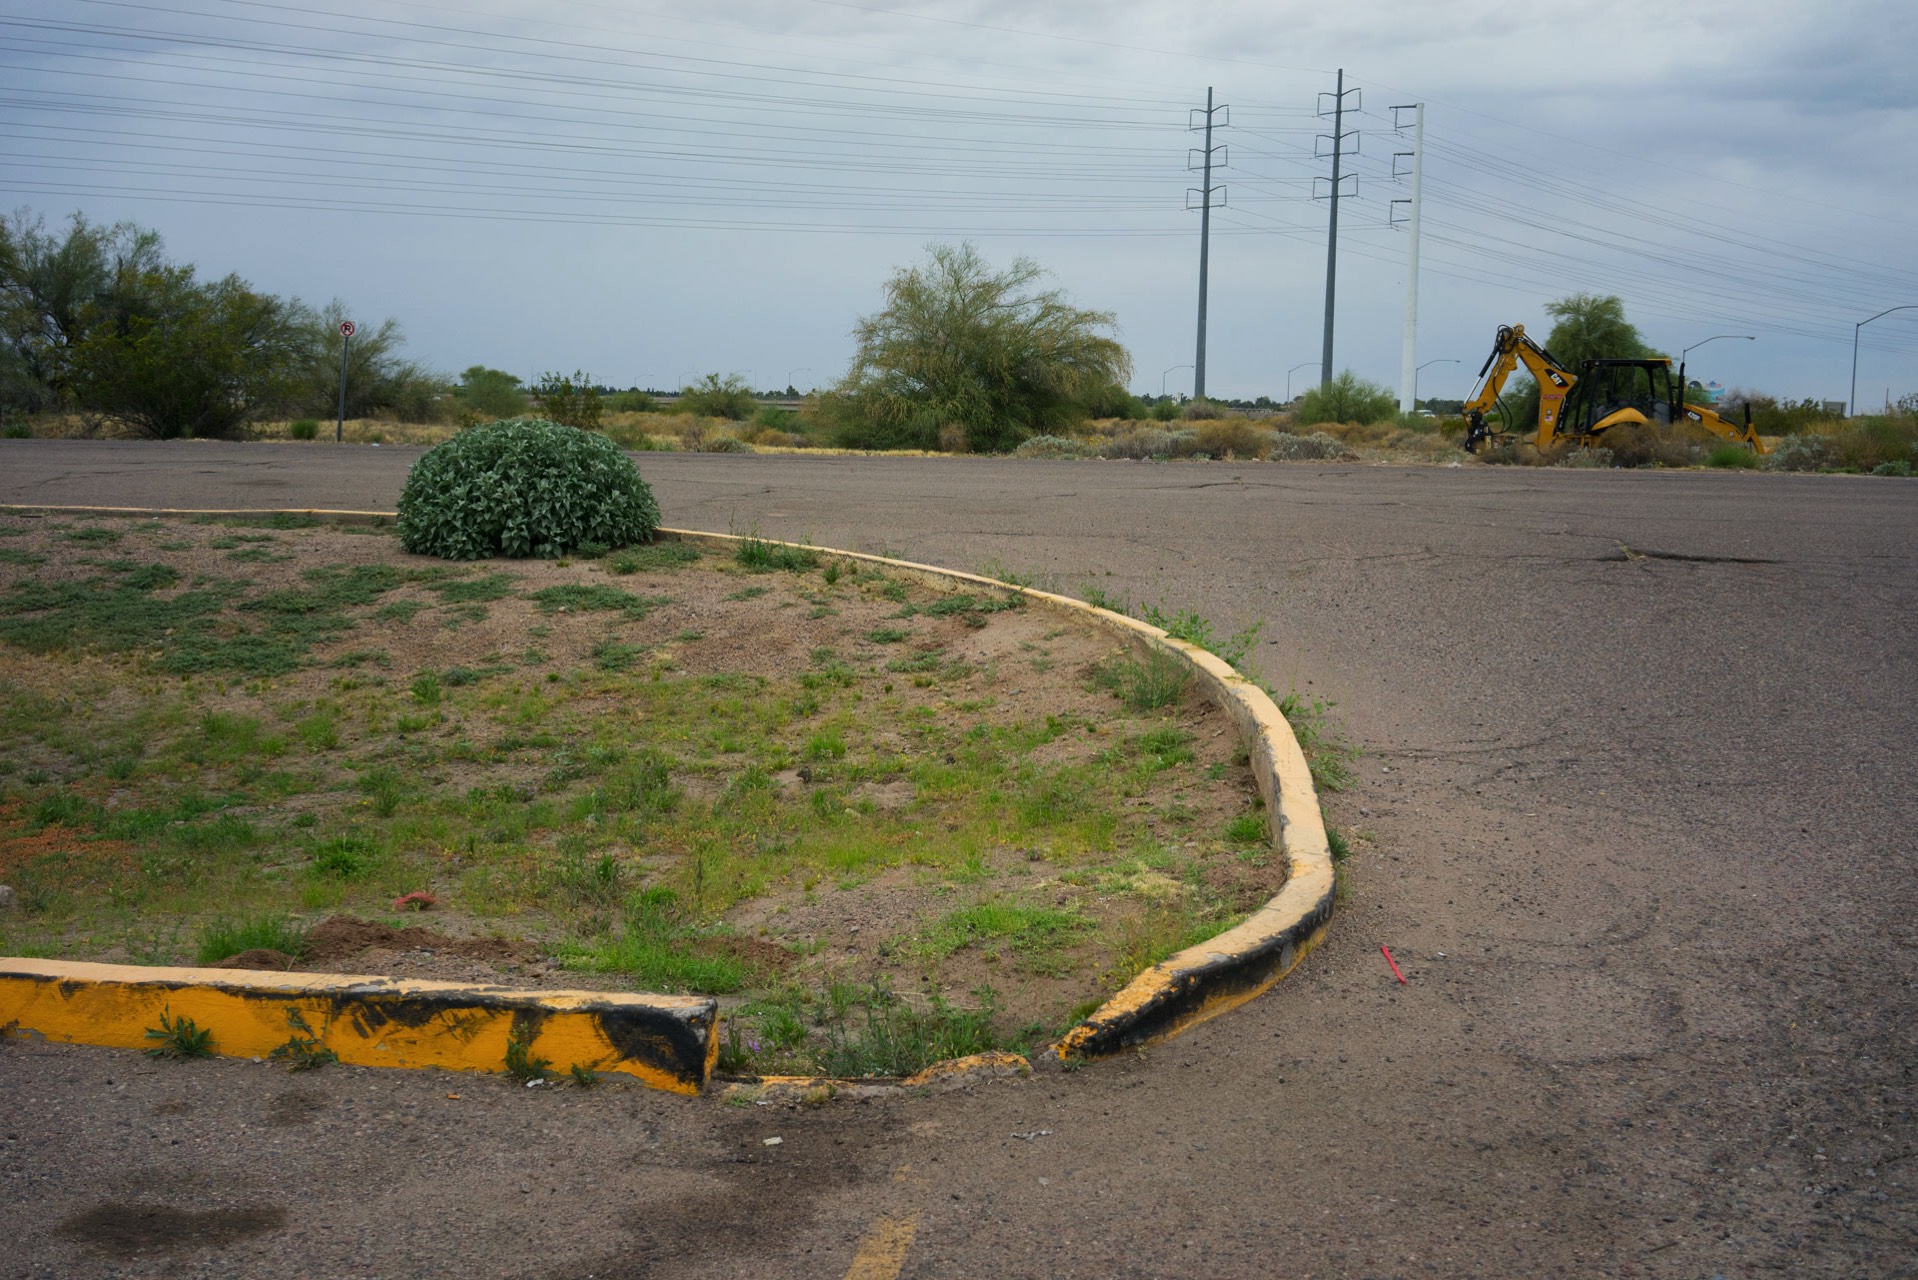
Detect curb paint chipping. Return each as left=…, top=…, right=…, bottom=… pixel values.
left=0, top=960, right=716, bottom=1095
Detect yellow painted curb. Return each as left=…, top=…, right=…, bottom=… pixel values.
left=0, top=504, right=393, bottom=522
left=0, top=960, right=718, bottom=1095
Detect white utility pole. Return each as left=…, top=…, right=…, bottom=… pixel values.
left=1393, top=103, right=1425, bottom=413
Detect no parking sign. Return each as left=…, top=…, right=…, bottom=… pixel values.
left=335, top=320, right=356, bottom=440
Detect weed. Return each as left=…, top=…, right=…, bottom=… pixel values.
left=569, top=1063, right=600, bottom=1087
left=358, top=766, right=406, bottom=817
left=865, top=627, right=910, bottom=644
left=592, top=638, right=646, bottom=672
left=1133, top=726, right=1193, bottom=772
left=1091, top=649, right=1190, bottom=711
left=309, top=834, right=379, bottom=881
left=1325, top=825, right=1351, bottom=862
left=822, top=561, right=842, bottom=586
left=1276, top=692, right=1354, bottom=792
left=1224, top=812, right=1267, bottom=844
left=724, top=585, right=770, bottom=602
left=504, top=1030, right=555, bottom=1082
left=195, top=913, right=308, bottom=964
left=815, top=979, right=1002, bottom=1078
left=410, top=671, right=443, bottom=705
left=268, top=1009, right=338, bottom=1071
left=736, top=537, right=820, bottom=573
left=144, top=1009, right=215, bottom=1059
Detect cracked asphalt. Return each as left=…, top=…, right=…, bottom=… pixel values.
left=2, top=441, right=1914, bottom=1278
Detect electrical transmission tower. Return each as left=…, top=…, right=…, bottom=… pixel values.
left=1315, top=69, right=1360, bottom=388
left=1391, top=103, right=1426, bottom=412
left=1188, top=87, right=1228, bottom=401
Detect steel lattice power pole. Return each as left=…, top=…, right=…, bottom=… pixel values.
left=1188, top=88, right=1228, bottom=401
left=1317, top=70, right=1360, bottom=388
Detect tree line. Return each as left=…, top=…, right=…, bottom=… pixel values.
left=0, top=210, right=455, bottom=438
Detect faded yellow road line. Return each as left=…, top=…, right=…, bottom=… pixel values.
left=842, top=1212, right=920, bottom=1280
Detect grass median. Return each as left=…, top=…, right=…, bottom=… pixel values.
left=0, top=514, right=1286, bottom=1076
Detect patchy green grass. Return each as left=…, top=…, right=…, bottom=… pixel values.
left=0, top=516, right=1291, bottom=1080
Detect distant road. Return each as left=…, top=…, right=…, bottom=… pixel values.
left=3, top=437, right=1914, bottom=1278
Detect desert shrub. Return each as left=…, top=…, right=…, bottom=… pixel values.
left=534, top=370, right=603, bottom=431
left=1147, top=398, right=1181, bottom=422
left=1011, top=434, right=1091, bottom=459
left=1264, top=431, right=1356, bottom=462
left=1872, top=459, right=1912, bottom=477
left=287, top=419, right=319, bottom=440
left=677, top=373, right=756, bottom=420
left=751, top=404, right=795, bottom=432
left=1098, top=428, right=1200, bottom=459
left=1597, top=424, right=1703, bottom=468
left=1763, top=435, right=1832, bottom=472
left=604, top=390, right=658, bottom=413
left=397, top=417, right=659, bottom=560
left=456, top=366, right=527, bottom=420
left=1826, top=417, right=1918, bottom=472
left=1295, top=371, right=1398, bottom=426
left=1180, top=398, right=1223, bottom=421
left=1191, top=418, right=1268, bottom=459
left=1558, top=446, right=1615, bottom=469
left=937, top=422, right=969, bottom=453
left=701, top=436, right=755, bottom=454
left=1706, top=444, right=1760, bottom=469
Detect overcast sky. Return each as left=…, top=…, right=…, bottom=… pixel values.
left=6, top=0, right=1916, bottom=406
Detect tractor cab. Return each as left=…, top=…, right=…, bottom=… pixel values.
left=1561, top=358, right=1679, bottom=437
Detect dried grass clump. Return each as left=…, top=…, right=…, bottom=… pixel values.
left=1010, top=434, right=1093, bottom=458
left=1264, top=431, right=1357, bottom=462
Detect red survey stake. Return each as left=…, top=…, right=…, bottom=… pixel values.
left=1380, top=945, right=1406, bottom=984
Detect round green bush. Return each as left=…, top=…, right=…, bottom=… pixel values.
left=397, top=418, right=660, bottom=560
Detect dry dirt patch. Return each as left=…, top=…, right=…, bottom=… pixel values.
left=0, top=512, right=1278, bottom=1073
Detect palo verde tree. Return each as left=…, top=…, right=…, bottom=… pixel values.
left=825, top=242, right=1132, bottom=453
left=1296, top=370, right=1398, bottom=425
left=67, top=262, right=308, bottom=440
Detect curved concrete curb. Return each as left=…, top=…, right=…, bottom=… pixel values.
left=0, top=507, right=1334, bottom=1078
left=0, top=959, right=717, bottom=1094
left=660, top=531, right=1336, bottom=1061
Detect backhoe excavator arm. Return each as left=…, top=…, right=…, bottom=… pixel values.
left=1460, top=324, right=1578, bottom=452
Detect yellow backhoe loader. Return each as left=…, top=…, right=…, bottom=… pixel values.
left=1460, top=323, right=1767, bottom=456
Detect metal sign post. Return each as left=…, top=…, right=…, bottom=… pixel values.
left=335, top=319, right=356, bottom=443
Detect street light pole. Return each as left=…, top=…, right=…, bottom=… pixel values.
left=785, top=367, right=811, bottom=394
left=1161, top=364, right=1194, bottom=398
left=1851, top=307, right=1918, bottom=417
left=1413, top=357, right=1459, bottom=409
left=1285, top=361, right=1317, bottom=402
